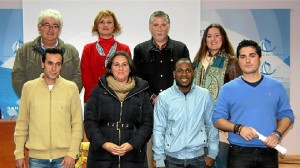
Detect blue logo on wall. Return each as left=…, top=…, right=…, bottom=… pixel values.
left=260, top=38, right=276, bottom=52
left=261, top=61, right=276, bottom=75
left=0, top=9, right=23, bottom=119
left=13, top=39, right=23, bottom=53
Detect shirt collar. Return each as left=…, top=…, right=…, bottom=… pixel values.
left=152, top=37, right=168, bottom=50
left=40, top=38, right=58, bottom=50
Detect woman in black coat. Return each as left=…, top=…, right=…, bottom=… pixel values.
left=84, top=51, right=153, bottom=168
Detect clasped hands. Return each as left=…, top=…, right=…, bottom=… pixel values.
left=102, top=142, right=133, bottom=156
left=239, top=126, right=280, bottom=148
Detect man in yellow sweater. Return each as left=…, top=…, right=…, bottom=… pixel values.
left=14, top=48, right=83, bottom=168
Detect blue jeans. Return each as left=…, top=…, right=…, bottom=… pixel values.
left=29, top=157, right=64, bottom=168
left=228, top=144, right=278, bottom=168
left=165, top=155, right=205, bottom=168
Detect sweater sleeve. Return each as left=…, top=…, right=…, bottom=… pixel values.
left=123, top=45, right=132, bottom=56
left=117, top=42, right=132, bottom=56
left=277, top=83, right=294, bottom=124
left=14, top=83, right=30, bottom=159
left=67, top=85, right=83, bottom=159
left=212, top=86, right=230, bottom=125
left=81, top=44, right=95, bottom=103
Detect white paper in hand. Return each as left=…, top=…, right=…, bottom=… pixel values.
left=252, top=129, right=287, bottom=154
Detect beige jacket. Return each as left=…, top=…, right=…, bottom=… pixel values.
left=14, top=74, right=83, bottom=160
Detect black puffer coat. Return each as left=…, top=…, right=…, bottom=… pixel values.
left=84, top=76, right=153, bottom=168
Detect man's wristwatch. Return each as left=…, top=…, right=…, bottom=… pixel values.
left=272, top=130, right=282, bottom=141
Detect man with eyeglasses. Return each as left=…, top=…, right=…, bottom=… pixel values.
left=12, top=9, right=82, bottom=97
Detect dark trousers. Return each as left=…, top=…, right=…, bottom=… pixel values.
left=165, top=155, right=205, bottom=168
left=228, top=144, right=278, bottom=168
left=204, top=142, right=229, bottom=168
left=214, top=142, right=229, bottom=168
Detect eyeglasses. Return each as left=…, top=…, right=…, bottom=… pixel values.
left=41, top=23, right=60, bottom=30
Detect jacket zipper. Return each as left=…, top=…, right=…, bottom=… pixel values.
left=49, top=90, right=52, bottom=158
left=100, top=79, right=149, bottom=168
left=118, top=101, right=123, bottom=168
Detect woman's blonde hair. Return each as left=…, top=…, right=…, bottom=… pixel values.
left=91, top=10, right=121, bottom=35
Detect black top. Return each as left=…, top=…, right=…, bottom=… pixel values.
left=133, top=36, right=190, bottom=97
left=84, top=76, right=153, bottom=168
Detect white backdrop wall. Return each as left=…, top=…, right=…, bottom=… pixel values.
left=1, top=0, right=299, bottom=155
left=23, top=0, right=201, bottom=59
left=21, top=1, right=201, bottom=133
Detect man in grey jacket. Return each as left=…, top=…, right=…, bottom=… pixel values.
left=12, top=9, right=82, bottom=97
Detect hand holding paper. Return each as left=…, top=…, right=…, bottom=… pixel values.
left=252, top=129, right=286, bottom=154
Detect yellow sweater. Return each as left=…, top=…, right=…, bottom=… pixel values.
left=14, top=74, right=83, bottom=160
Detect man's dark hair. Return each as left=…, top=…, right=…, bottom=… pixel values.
left=236, top=39, right=262, bottom=58
left=42, top=48, right=65, bottom=63
left=174, top=58, right=193, bottom=71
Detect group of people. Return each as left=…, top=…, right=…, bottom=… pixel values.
left=12, top=8, right=294, bottom=168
